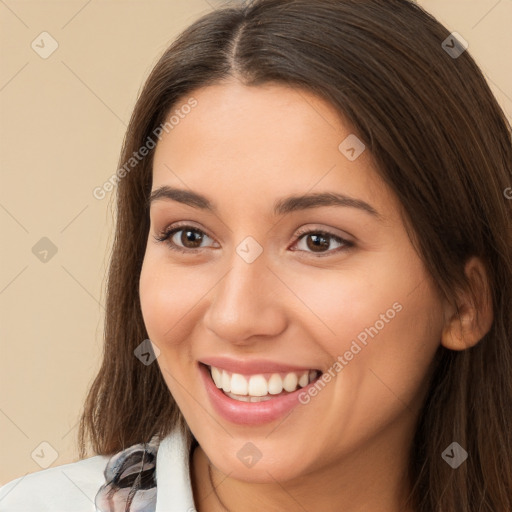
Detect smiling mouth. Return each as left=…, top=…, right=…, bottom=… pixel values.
left=204, top=364, right=322, bottom=402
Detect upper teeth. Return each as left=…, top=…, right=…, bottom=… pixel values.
left=209, top=365, right=318, bottom=396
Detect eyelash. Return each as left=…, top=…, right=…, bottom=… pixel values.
left=153, top=223, right=354, bottom=257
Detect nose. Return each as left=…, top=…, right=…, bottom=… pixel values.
left=202, top=250, right=288, bottom=345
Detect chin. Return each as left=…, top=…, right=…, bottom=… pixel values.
left=202, top=436, right=312, bottom=484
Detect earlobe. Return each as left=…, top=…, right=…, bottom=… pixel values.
left=440, top=256, right=494, bottom=351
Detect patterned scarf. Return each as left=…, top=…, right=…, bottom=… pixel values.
left=95, top=435, right=161, bottom=512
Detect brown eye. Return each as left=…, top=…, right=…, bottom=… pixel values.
left=176, top=228, right=204, bottom=249
left=153, top=225, right=217, bottom=253
left=304, top=233, right=330, bottom=252
left=292, top=229, right=354, bottom=256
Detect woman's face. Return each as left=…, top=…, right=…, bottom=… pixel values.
left=139, top=81, right=446, bottom=483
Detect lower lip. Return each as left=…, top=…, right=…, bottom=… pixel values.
left=198, top=363, right=319, bottom=425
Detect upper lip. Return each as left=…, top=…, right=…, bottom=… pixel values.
left=200, top=356, right=319, bottom=375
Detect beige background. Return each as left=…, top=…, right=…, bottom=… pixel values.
left=0, top=0, right=511, bottom=486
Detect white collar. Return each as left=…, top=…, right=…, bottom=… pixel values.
left=155, top=428, right=196, bottom=511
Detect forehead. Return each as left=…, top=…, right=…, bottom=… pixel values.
left=150, top=81, right=394, bottom=218
left=154, top=81, right=349, bottom=171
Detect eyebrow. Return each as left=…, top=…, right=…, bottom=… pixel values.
left=148, top=185, right=382, bottom=219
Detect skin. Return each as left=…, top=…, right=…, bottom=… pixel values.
left=139, top=80, right=493, bottom=512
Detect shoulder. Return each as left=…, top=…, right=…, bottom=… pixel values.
left=0, top=454, right=110, bottom=512
left=0, top=431, right=188, bottom=512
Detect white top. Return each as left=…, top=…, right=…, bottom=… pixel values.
left=0, top=428, right=196, bottom=511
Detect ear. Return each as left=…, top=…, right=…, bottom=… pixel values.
left=441, top=256, right=494, bottom=351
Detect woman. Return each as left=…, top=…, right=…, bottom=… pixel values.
left=1, top=0, right=511, bottom=510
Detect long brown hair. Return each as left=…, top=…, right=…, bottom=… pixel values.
left=78, top=1, right=512, bottom=510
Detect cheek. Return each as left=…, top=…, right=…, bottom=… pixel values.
left=293, top=255, right=443, bottom=394
left=139, top=252, right=208, bottom=342
left=297, top=249, right=440, bottom=351
left=139, top=254, right=200, bottom=401
left=287, top=264, right=403, bottom=357
left=365, top=280, right=443, bottom=386
left=139, top=261, right=175, bottom=341
left=294, top=267, right=443, bottom=449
